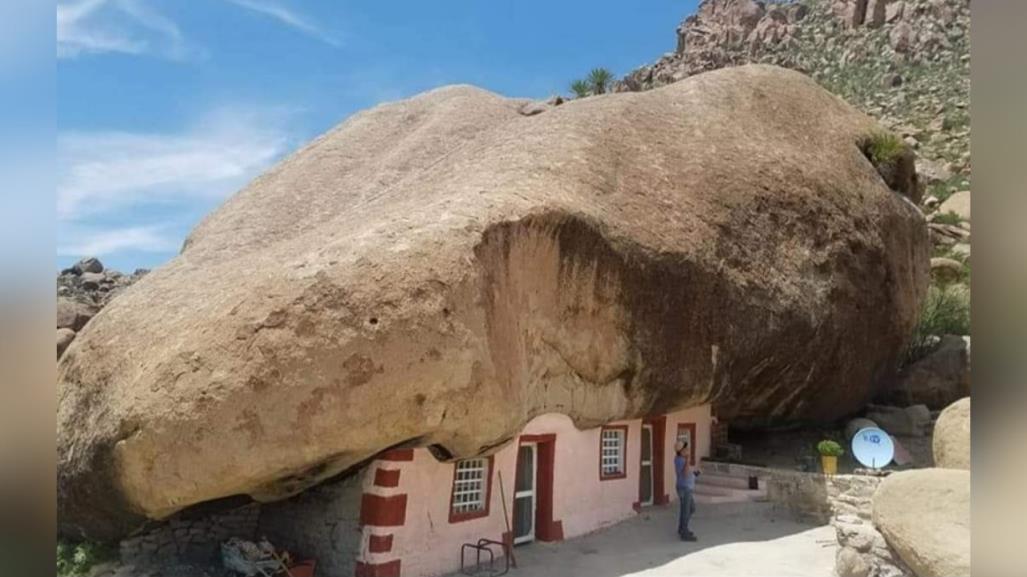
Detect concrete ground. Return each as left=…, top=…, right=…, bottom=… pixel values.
left=455, top=502, right=836, bottom=577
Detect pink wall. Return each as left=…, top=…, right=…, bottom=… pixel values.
left=660, top=405, right=712, bottom=503
left=355, top=405, right=711, bottom=577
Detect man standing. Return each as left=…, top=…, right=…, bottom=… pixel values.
left=675, top=439, right=699, bottom=541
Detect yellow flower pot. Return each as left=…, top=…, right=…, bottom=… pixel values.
left=821, top=455, right=838, bottom=475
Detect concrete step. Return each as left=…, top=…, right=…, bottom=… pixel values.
left=693, top=477, right=767, bottom=505
left=694, top=492, right=745, bottom=505
left=693, top=483, right=736, bottom=497
left=696, top=473, right=757, bottom=490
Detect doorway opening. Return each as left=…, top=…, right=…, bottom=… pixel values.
left=639, top=424, right=654, bottom=506
left=638, top=416, right=668, bottom=507
left=512, top=434, right=561, bottom=546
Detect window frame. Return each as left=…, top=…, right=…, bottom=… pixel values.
left=448, top=456, right=494, bottom=523
left=598, top=425, right=629, bottom=480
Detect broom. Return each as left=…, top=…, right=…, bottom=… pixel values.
left=497, top=470, right=518, bottom=568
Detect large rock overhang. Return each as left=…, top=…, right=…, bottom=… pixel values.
left=57, top=65, right=929, bottom=539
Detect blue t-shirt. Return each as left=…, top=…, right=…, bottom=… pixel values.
left=675, top=455, right=696, bottom=490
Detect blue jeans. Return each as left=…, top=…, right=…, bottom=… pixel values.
left=677, top=486, right=694, bottom=536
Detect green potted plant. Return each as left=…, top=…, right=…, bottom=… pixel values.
left=817, top=440, right=844, bottom=475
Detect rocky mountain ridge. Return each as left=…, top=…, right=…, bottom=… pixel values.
left=617, top=0, right=970, bottom=230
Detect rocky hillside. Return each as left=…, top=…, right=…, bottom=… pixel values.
left=618, top=0, right=970, bottom=257
left=57, top=258, right=147, bottom=358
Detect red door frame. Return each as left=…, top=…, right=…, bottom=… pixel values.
left=514, top=434, right=563, bottom=542
left=642, top=416, right=668, bottom=506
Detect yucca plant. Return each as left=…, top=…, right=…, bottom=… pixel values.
left=587, top=67, right=614, bottom=95
left=817, top=440, right=845, bottom=457
left=570, top=79, right=591, bottom=98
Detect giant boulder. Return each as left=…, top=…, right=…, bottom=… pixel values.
left=933, top=397, right=970, bottom=470
left=873, top=468, right=971, bottom=576
left=57, top=65, right=929, bottom=539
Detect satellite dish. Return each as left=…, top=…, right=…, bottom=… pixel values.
left=851, top=427, right=895, bottom=469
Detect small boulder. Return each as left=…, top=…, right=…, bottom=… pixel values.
left=938, top=190, right=970, bottom=222
left=930, top=257, right=964, bottom=284
left=72, top=257, right=104, bottom=275
left=918, top=157, right=953, bottom=185
left=933, top=397, right=970, bottom=470
left=519, top=100, right=556, bottom=116
left=866, top=404, right=931, bottom=437
left=57, top=328, right=76, bottom=358
left=885, top=1, right=904, bottom=23
left=845, top=417, right=879, bottom=441
left=882, top=72, right=903, bottom=88
left=873, top=468, right=970, bottom=577
left=80, top=271, right=107, bottom=291
left=836, top=546, right=871, bottom=577
left=56, top=297, right=97, bottom=332
left=889, top=22, right=914, bottom=53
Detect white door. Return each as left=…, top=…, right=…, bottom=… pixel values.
left=640, top=425, right=654, bottom=506
left=513, top=443, right=537, bottom=545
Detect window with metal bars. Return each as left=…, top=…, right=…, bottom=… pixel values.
left=451, top=458, right=489, bottom=515
left=600, top=427, right=626, bottom=478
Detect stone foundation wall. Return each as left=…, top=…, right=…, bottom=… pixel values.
left=116, top=472, right=364, bottom=574
left=257, top=472, right=364, bottom=577
left=828, top=475, right=912, bottom=577
left=119, top=503, right=260, bottom=566
left=766, top=469, right=834, bottom=523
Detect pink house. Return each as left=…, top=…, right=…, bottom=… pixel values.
left=353, top=405, right=712, bottom=577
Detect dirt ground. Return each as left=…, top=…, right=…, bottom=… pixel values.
left=452, top=501, right=836, bottom=577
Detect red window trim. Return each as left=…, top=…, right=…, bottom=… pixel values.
left=676, top=422, right=697, bottom=466
left=598, top=424, right=629, bottom=481
left=448, top=455, right=495, bottom=523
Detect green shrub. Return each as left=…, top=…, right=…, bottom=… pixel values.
left=569, top=79, right=591, bottom=98
left=57, top=540, right=115, bottom=576
left=859, top=131, right=906, bottom=166
left=587, top=67, right=614, bottom=95
left=569, top=67, right=615, bottom=98
left=817, top=440, right=845, bottom=457
left=904, top=284, right=971, bottom=365
left=932, top=211, right=963, bottom=226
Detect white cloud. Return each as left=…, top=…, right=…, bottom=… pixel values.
left=57, top=107, right=297, bottom=260
left=57, top=225, right=179, bottom=257
left=224, top=0, right=341, bottom=46
left=58, top=107, right=293, bottom=221
left=57, top=0, right=194, bottom=59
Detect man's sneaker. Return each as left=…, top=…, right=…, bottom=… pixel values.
left=681, top=533, right=697, bottom=542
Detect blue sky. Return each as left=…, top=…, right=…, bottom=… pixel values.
left=57, top=0, right=698, bottom=272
